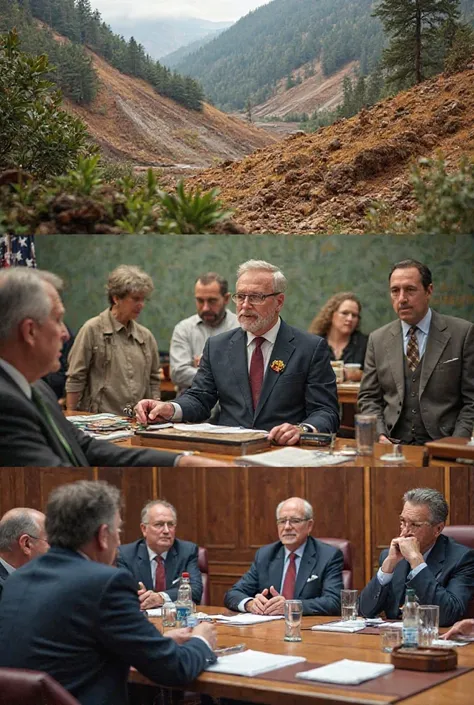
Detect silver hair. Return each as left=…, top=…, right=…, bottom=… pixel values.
left=403, top=488, right=449, bottom=524
left=141, top=499, right=177, bottom=524
left=45, top=481, right=121, bottom=550
left=236, top=260, right=287, bottom=293
left=0, top=510, right=42, bottom=552
left=276, top=497, right=313, bottom=520
left=0, top=268, right=63, bottom=345
left=106, top=265, right=154, bottom=306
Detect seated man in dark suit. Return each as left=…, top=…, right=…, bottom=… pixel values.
left=0, top=267, right=227, bottom=468
left=136, top=259, right=339, bottom=446
left=360, top=488, right=474, bottom=627
left=0, top=480, right=217, bottom=705
left=224, top=497, right=343, bottom=616
left=118, top=499, right=202, bottom=610
left=0, top=507, right=49, bottom=597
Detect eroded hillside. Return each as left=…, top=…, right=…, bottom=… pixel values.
left=64, top=50, right=276, bottom=168
left=185, top=66, right=474, bottom=233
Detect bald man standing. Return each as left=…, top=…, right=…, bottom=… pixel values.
left=0, top=508, right=49, bottom=596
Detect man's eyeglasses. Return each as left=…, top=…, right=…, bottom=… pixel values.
left=276, top=517, right=309, bottom=526
left=146, top=521, right=176, bottom=529
left=26, top=534, right=49, bottom=543
left=399, top=517, right=433, bottom=530
left=231, top=292, right=282, bottom=305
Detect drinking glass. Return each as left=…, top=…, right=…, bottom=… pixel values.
left=355, top=414, right=376, bottom=455
left=330, top=360, right=345, bottom=383
left=162, top=602, right=177, bottom=628
left=418, top=605, right=439, bottom=647
left=340, top=589, right=358, bottom=621
left=380, top=626, right=402, bottom=652
left=284, top=599, right=303, bottom=642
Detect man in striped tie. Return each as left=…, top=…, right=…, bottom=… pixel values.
left=117, top=499, right=203, bottom=611
left=224, top=496, right=343, bottom=616
left=359, top=259, right=474, bottom=445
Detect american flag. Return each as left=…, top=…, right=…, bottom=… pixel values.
left=0, top=235, right=36, bottom=268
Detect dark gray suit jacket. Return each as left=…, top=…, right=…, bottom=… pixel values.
left=0, top=547, right=215, bottom=705
left=224, top=536, right=343, bottom=616
left=0, top=562, right=9, bottom=597
left=117, top=538, right=203, bottom=603
left=359, top=534, right=474, bottom=627
left=0, top=368, right=180, bottom=467
left=358, top=311, right=474, bottom=439
left=175, top=320, right=339, bottom=432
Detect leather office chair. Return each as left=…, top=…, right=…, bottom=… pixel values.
left=198, top=546, right=210, bottom=605
left=0, top=668, right=79, bottom=705
left=442, top=525, right=474, bottom=618
left=319, top=537, right=354, bottom=589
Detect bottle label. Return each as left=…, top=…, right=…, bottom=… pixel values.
left=176, top=605, right=191, bottom=625
left=402, top=626, right=418, bottom=647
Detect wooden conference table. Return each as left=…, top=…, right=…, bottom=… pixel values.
left=129, top=609, right=474, bottom=705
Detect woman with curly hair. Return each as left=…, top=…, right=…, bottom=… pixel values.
left=65, top=265, right=160, bottom=414
left=308, top=292, right=367, bottom=381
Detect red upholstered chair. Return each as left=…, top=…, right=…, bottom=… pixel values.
left=442, top=525, right=474, bottom=618
left=0, top=668, right=79, bottom=705
left=318, top=537, right=354, bottom=589
left=198, top=546, right=210, bottom=605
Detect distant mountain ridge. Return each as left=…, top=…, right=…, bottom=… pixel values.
left=175, top=0, right=384, bottom=111
left=109, top=16, right=233, bottom=60
left=162, top=26, right=232, bottom=69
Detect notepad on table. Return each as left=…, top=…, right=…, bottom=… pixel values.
left=206, top=649, right=306, bottom=677
left=312, top=620, right=366, bottom=633
left=215, top=614, right=285, bottom=626
left=296, top=659, right=394, bottom=684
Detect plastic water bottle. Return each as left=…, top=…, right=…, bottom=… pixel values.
left=402, top=588, right=419, bottom=648
left=176, top=572, right=193, bottom=627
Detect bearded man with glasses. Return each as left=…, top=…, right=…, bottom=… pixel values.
left=224, top=497, right=343, bottom=615
left=136, top=260, right=339, bottom=445
left=360, top=487, right=474, bottom=626
left=117, top=499, right=202, bottom=611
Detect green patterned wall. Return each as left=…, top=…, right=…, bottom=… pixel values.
left=36, top=235, right=474, bottom=350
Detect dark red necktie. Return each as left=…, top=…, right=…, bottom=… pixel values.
left=282, top=552, right=297, bottom=599
left=154, top=555, right=166, bottom=592
left=249, top=336, right=265, bottom=409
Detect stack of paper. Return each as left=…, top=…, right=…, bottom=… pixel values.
left=312, top=621, right=367, bottom=633
left=215, top=614, right=285, bottom=626
left=235, top=447, right=351, bottom=466
left=206, top=649, right=306, bottom=677
left=296, top=659, right=394, bottom=684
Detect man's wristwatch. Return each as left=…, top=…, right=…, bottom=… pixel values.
left=297, top=423, right=313, bottom=433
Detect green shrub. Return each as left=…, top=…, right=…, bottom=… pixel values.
left=0, top=30, right=92, bottom=178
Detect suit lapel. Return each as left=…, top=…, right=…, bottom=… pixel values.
left=420, top=313, right=449, bottom=397
left=295, top=538, right=317, bottom=597
left=165, top=544, right=178, bottom=590
left=385, top=322, right=405, bottom=402
left=425, top=535, right=446, bottom=581
left=269, top=546, right=285, bottom=592
left=34, top=382, right=88, bottom=465
left=255, top=321, right=296, bottom=420
left=137, top=541, right=154, bottom=590
left=228, top=329, right=254, bottom=419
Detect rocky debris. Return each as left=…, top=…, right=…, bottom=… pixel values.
left=183, top=66, right=474, bottom=233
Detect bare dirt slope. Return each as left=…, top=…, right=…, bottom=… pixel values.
left=185, top=66, right=474, bottom=233
left=64, top=51, right=276, bottom=167
left=252, top=60, right=358, bottom=120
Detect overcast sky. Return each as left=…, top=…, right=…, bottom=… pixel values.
left=91, top=0, right=270, bottom=23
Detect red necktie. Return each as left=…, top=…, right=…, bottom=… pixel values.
left=249, top=337, right=265, bottom=409
left=282, top=552, right=297, bottom=599
left=154, top=555, right=166, bottom=592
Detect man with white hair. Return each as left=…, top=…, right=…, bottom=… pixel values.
left=0, top=508, right=49, bottom=596
left=0, top=267, right=228, bottom=467
left=137, top=260, right=339, bottom=445
left=224, top=497, right=343, bottom=616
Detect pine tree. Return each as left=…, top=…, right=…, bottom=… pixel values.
left=373, top=0, right=460, bottom=86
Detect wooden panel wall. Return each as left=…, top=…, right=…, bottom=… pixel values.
left=1, top=466, right=472, bottom=606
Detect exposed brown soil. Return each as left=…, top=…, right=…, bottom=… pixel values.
left=182, top=65, right=474, bottom=233
left=63, top=49, right=277, bottom=168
